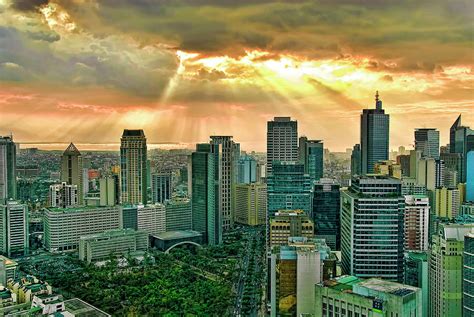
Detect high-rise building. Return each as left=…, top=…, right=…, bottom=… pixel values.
left=119, top=205, right=138, bottom=230
left=270, top=237, right=331, bottom=317
left=430, top=222, right=474, bottom=317
left=234, top=183, right=266, bottom=226
left=416, top=157, right=444, bottom=190
left=267, top=117, right=298, bottom=176
left=396, top=154, right=411, bottom=176
left=44, top=206, right=120, bottom=252
left=0, top=201, right=28, bottom=257
left=165, top=198, right=192, bottom=231
left=191, top=144, right=221, bottom=245
left=401, top=177, right=427, bottom=196
left=450, top=114, right=474, bottom=182
left=298, top=137, right=324, bottom=182
left=99, top=176, right=116, bottom=207
left=404, top=195, right=430, bottom=251
left=267, top=162, right=312, bottom=218
left=49, top=182, right=78, bottom=208
left=409, top=149, right=422, bottom=179
left=210, top=136, right=239, bottom=230
left=60, top=143, right=83, bottom=205
left=0, top=136, right=16, bottom=202
left=360, top=92, right=390, bottom=174
left=415, top=128, right=440, bottom=159
left=269, top=210, right=314, bottom=248
left=312, top=179, right=340, bottom=250
left=434, top=187, right=460, bottom=219
left=120, top=129, right=147, bottom=205
left=374, top=160, right=402, bottom=179
left=137, top=204, right=166, bottom=236
left=314, top=276, right=422, bottom=317
left=341, top=175, right=405, bottom=282
left=464, top=233, right=474, bottom=316
left=350, top=144, right=361, bottom=176
left=237, top=155, right=257, bottom=184
left=441, top=152, right=462, bottom=185
left=450, top=114, right=462, bottom=153
left=404, top=252, right=429, bottom=317
left=151, top=172, right=172, bottom=203
left=467, top=150, right=474, bottom=202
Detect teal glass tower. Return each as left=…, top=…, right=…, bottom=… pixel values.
left=360, top=92, right=389, bottom=174
left=298, top=137, right=323, bottom=182
left=191, top=144, right=221, bottom=245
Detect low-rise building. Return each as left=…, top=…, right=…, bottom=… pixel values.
left=7, top=276, right=52, bottom=304
left=79, top=229, right=148, bottom=263
left=314, top=276, right=422, bottom=317
left=269, top=210, right=314, bottom=248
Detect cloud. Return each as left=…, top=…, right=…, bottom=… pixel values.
left=10, top=0, right=49, bottom=11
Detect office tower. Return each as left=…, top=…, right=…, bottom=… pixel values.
left=48, top=182, right=78, bottom=208
left=360, top=92, right=390, bottom=174
left=374, top=160, right=402, bottom=178
left=298, top=137, right=324, bottom=182
left=341, top=175, right=405, bottom=282
left=99, top=176, right=116, bottom=207
left=312, top=179, right=340, bottom=250
left=401, top=177, right=427, bottom=196
left=210, top=136, right=239, bottom=230
left=396, top=154, right=410, bottom=176
left=237, top=155, right=257, bottom=184
left=404, top=252, right=429, bottom=317
left=350, top=144, right=361, bottom=176
left=137, top=204, right=166, bottom=236
left=270, top=237, right=331, bottom=317
left=82, top=168, right=89, bottom=197
left=314, top=276, right=422, bottom=317
left=234, top=183, right=267, bottom=226
left=44, top=206, right=120, bottom=252
left=119, top=205, right=138, bottom=230
left=409, top=149, right=422, bottom=179
left=60, top=143, right=83, bottom=205
left=416, top=158, right=444, bottom=190
left=267, top=117, right=298, bottom=176
left=165, top=198, right=192, bottom=231
left=267, top=162, right=312, bottom=218
left=269, top=210, right=314, bottom=247
left=434, top=187, right=460, bottom=219
left=441, top=152, right=462, bottom=186
left=467, top=151, right=474, bottom=202
left=414, top=128, right=440, bottom=159
left=79, top=229, right=148, bottom=263
left=404, top=195, right=429, bottom=251
left=191, top=144, right=221, bottom=245
left=0, top=201, right=28, bottom=257
left=0, top=136, right=16, bottom=202
left=120, top=129, right=147, bottom=205
left=464, top=233, right=474, bottom=316
left=430, top=222, right=474, bottom=317
left=450, top=114, right=474, bottom=182
left=151, top=172, right=172, bottom=203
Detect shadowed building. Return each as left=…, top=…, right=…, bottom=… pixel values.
left=120, top=130, right=147, bottom=205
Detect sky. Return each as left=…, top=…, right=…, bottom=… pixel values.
left=0, top=0, right=473, bottom=152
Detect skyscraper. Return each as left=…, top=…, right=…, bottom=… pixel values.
left=450, top=114, right=474, bottom=182
left=0, top=136, right=16, bottom=202
left=360, top=92, right=390, bottom=174
left=234, top=183, right=267, bottom=226
left=267, top=117, right=298, bottom=176
left=60, top=143, right=83, bottom=205
left=341, top=175, right=405, bottom=282
left=151, top=172, right=172, bottom=203
left=350, top=144, right=361, bottom=176
left=237, top=154, right=257, bottom=184
left=464, top=233, right=474, bottom=316
left=467, top=150, right=474, bottom=202
left=210, top=136, right=239, bottom=230
left=0, top=201, right=28, bottom=257
left=49, top=182, right=78, bottom=208
left=120, top=130, right=147, bottom=205
left=191, top=144, right=221, bottom=245
left=414, top=128, right=440, bottom=159
left=404, top=252, right=429, bottom=317
left=450, top=114, right=462, bottom=153
left=312, top=178, right=340, bottom=250
left=298, top=137, right=323, bottom=182
left=404, top=195, right=430, bottom=251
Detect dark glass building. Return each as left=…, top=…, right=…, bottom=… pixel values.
left=360, top=92, right=390, bottom=175
left=298, top=137, right=324, bottom=182
left=350, top=144, right=361, bottom=176
left=312, top=179, right=340, bottom=250
left=464, top=233, right=474, bottom=316
left=151, top=172, right=172, bottom=203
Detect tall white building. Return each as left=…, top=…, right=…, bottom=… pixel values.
left=0, top=201, right=28, bottom=256
left=404, top=195, right=430, bottom=251
left=266, top=117, right=298, bottom=176
left=49, top=182, right=78, bottom=208
left=137, top=204, right=166, bottom=236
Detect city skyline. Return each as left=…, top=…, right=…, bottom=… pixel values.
left=1, top=0, right=473, bottom=152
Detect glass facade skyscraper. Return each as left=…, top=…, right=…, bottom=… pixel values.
left=467, top=151, right=474, bottom=202
left=415, top=128, right=440, bottom=159
left=0, top=136, right=16, bottom=203
left=450, top=114, right=474, bottom=182
left=151, top=172, right=172, bottom=203
left=298, top=137, right=323, bottom=182
left=360, top=92, right=390, bottom=174
left=350, top=144, right=361, bottom=176
left=341, top=175, right=405, bottom=282
left=267, top=117, right=298, bottom=176
left=312, top=178, right=340, bottom=250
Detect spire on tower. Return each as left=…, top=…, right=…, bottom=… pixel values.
left=375, top=91, right=382, bottom=110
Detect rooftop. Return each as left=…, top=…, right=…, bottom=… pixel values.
left=64, top=298, right=111, bottom=317
left=122, top=129, right=145, bottom=137
left=358, top=278, right=419, bottom=297
left=46, top=205, right=119, bottom=213
left=152, top=230, right=202, bottom=241
left=63, top=143, right=81, bottom=155
left=80, top=229, right=147, bottom=240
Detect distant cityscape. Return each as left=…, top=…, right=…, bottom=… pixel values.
left=0, top=92, right=473, bottom=316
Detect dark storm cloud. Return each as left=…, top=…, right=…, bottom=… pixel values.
left=10, top=0, right=49, bottom=11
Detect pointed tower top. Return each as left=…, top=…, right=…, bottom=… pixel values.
left=375, top=91, right=382, bottom=110
left=451, top=114, right=462, bottom=130
left=63, top=142, right=81, bottom=155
